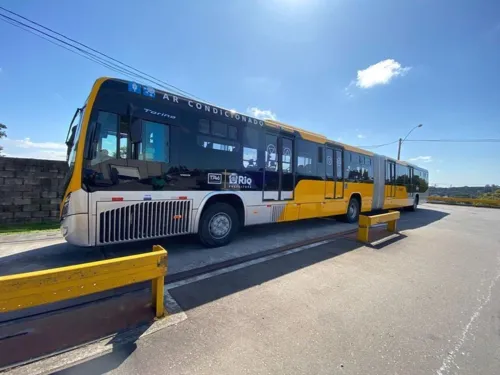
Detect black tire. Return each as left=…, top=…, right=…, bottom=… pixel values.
left=409, top=195, right=419, bottom=212
left=341, top=197, right=360, bottom=223
left=198, top=202, right=239, bottom=248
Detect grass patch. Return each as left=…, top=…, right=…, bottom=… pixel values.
left=0, top=222, right=60, bottom=235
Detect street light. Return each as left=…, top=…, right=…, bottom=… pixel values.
left=397, top=124, right=423, bottom=160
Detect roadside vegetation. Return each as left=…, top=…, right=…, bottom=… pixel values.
left=0, top=222, right=60, bottom=235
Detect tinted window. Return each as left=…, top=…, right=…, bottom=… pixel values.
left=228, top=125, right=238, bottom=140
left=345, top=152, right=373, bottom=182
left=396, top=164, right=409, bottom=186
left=197, top=118, right=240, bottom=153
left=243, top=127, right=259, bottom=169
left=335, top=149, right=343, bottom=179
left=265, top=134, right=278, bottom=171
left=364, top=156, right=374, bottom=181
left=386, top=161, right=393, bottom=184
left=118, top=115, right=128, bottom=159
left=91, top=111, right=118, bottom=165
left=197, top=135, right=238, bottom=152
left=282, top=138, right=293, bottom=173
left=414, top=168, right=429, bottom=192
left=139, top=121, right=170, bottom=163
left=211, top=121, right=227, bottom=137
left=326, top=148, right=334, bottom=178
left=297, top=140, right=321, bottom=177
left=346, top=152, right=361, bottom=181
left=198, top=119, right=210, bottom=134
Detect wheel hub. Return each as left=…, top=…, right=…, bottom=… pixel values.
left=208, top=213, right=231, bottom=239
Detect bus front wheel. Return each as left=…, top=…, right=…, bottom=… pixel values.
left=198, top=202, right=239, bottom=247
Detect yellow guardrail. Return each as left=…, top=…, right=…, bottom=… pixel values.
left=0, top=245, right=168, bottom=318
left=357, top=211, right=400, bottom=243
left=427, top=196, right=500, bottom=207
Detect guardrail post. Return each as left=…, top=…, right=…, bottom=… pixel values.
left=387, top=219, right=397, bottom=233
left=357, top=226, right=369, bottom=243
left=357, top=215, right=370, bottom=243
left=152, top=245, right=167, bottom=318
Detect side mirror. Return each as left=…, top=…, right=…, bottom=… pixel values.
left=130, top=119, right=142, bottom=143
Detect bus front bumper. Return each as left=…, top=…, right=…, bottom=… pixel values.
left=60, top=213, right=91, bottom=247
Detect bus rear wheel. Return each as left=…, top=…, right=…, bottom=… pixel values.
left=341, top=197, right=360, bottom=223
left=198, top=202, right=239, bottom=248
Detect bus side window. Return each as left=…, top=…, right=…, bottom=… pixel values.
left=138, top=120, right=170, bottom=163
left=243, top=126, right=259, bottom=169
left=296, top=139, right=318, bottom=177
left=197, top=118, right=239, bottom=153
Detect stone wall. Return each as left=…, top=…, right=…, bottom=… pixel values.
left=0, top=157, right=68, bottom=224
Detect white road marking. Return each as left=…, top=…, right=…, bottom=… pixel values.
left=166, top=239, right=335, bottom=290
left=436, top=255, right=500, bottom=375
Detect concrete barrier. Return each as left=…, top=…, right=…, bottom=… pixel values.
left=0, top=245, right=168, bottom=318
left=357, top=211, right=400, bottom=243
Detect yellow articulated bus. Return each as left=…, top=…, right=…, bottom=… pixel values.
left=61, top=77, right=429, bottom=248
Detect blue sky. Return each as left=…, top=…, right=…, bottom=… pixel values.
left=1, top=0, right=499, bottom=186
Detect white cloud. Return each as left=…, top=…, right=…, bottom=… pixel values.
left=246, top=107, right=277, bottom=120
left=5, top=137, right=66, bottom=150
left=408, top=155, right=433, bottom=163
left=2, top=138, right=66, bottom=160
left=354, top=59, right=411, bottom=89
left=357, top=134, right=365, bottom=139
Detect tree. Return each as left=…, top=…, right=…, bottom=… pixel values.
left=0, top=123, right=6, bottom=156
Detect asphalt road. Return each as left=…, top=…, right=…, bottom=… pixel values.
left=52, top=204, right=500, bottom=375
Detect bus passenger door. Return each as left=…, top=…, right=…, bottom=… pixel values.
left=333, top=149, right=344, bottom=199
left=325, top=148, right=334, bottom=199
left=280, top=137, right=294, bottom=200
left=408, top=167, right=414, bottom=200
left=385, top=161, right=396, bottom=206
left=325, top=147, right=343, bottom=200
left=263, top=134, right=295, bottom=201
left=263, top=133, right=279, bottom=200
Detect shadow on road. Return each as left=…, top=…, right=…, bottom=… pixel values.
left=0, top=207, right=448, bottom=323
left=169, top=206, right=449, bottom=312
left=53, top=321, right=152, bottom=375
left=3, top=207, right=449, bottom=374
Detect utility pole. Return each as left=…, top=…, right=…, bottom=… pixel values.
left=397, top=124, right=423, bottom=160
